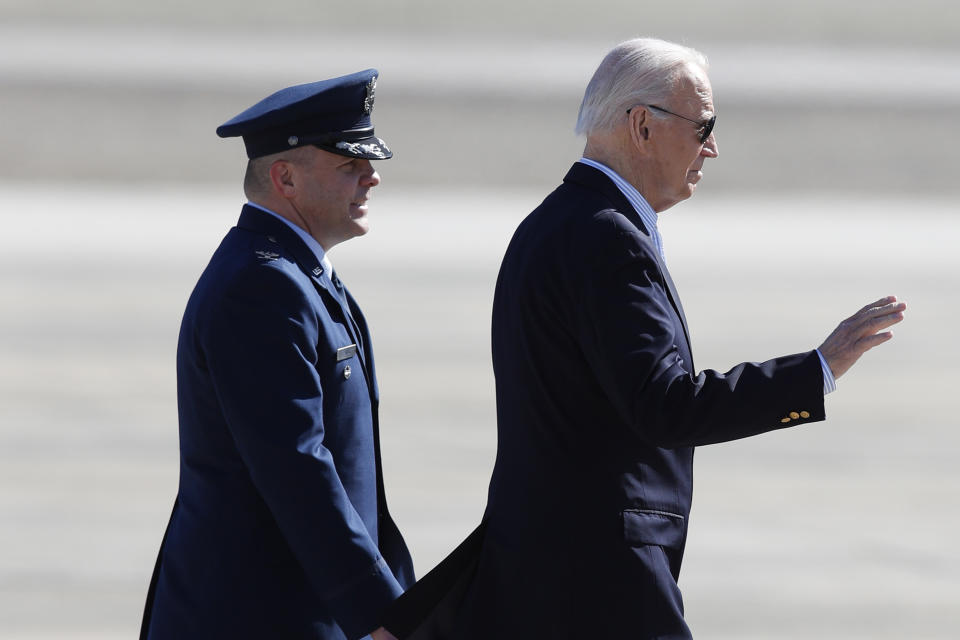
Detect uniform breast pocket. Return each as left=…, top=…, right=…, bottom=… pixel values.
left=622, top=508, right=685, bottom=550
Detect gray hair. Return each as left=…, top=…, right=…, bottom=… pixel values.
left=575, top=38, right=708, bottom=136
left=243, top=156, right=273, bottom=197
left=242, top=146, right=315, bottom=198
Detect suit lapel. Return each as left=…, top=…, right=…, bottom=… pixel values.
left=562, top=164, right=692, bottom=351
left=236, top=206, right=372, bottom=386
left=658, top=268, right=690, bottom=350
left=315, top=275, right=371, bottom=381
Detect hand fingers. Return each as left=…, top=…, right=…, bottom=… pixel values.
left=856, top=295, right=897, bottom=314
left=851, top=298, right=906, bottom=322
left=857, top=330, right=894, bottom=352
left=821, top=297, right=905, bottom=380
left=868, top=305, right=906, bottom=327
left=849, top=307, right=904, bottom=340
left=871, top=300, right=907, bottom=317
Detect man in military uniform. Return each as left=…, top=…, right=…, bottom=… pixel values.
left=140, top=69, right=411, bottom=640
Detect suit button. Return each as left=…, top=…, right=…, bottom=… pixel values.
left=343, top=365, right=351, bottom=380
left=789, top=411, right=800, bottom=419
left=800, top=410, right=810, bottom=419
left=781, top=417, right=791, bottom=423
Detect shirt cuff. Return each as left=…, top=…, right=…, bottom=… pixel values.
left=815, top=348, right=837, bottom=395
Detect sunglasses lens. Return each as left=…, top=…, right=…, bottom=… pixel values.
left=700, top=115, right=716, bottom=143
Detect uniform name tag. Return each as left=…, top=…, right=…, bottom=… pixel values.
left=336, top=344, right=357, bottom=361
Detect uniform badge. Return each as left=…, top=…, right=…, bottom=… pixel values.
left=312, top=266, right=323, bottom=277
left=363, top=76, right=376, bottom=114
left=336, top=344, right=357, bottom=361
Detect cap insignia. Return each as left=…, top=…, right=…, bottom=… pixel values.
left=336, top=140, right=387, bottom=159
left=336, top=141, right=360, bottom=154
left=363, top=77, right=376, bottom=114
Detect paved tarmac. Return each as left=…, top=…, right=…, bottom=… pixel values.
left=0, top=182, right=957, bottom=638
left=1, top=4, right=959, bottom=637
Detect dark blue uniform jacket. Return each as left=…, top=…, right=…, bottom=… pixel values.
left=143, top=206, right=414, bottom=639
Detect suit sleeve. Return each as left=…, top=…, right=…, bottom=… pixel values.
left=577, top=215, right=825, bottom=449
left=199, top=262, right=401, bottom=639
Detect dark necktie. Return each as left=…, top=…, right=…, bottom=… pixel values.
left=331, top=269, right=364, bottom=356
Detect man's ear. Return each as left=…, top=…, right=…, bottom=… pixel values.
left=268, top=160, right=297, bottom=198
left=627, top=107, right=651, bottom=151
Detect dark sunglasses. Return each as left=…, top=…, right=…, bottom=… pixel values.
left=627, top=104, right=716, bottom=144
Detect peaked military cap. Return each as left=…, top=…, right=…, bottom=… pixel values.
left=216, top=68, right=392, bottom=160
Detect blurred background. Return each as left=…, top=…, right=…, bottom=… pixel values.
left=1, top=1, right=958, bottom=638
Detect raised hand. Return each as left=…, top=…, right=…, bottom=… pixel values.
left=818, top=296, right=906, bottom=380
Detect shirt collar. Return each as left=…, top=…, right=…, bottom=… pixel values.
left=576, top=157, right=665, bottom=259
left=245, top=201, right=333, bottom=273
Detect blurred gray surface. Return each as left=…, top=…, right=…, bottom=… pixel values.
left=2, top=186, right=957, bottom=638
left=1, top=2, right=959, bottom=638
left=1, top=21, right=959, bottom=192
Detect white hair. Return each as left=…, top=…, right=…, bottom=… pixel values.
left=575, top=38, right=709, bottom=136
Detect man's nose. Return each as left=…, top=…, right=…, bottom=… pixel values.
left=361, top=160, right=380, bottom=186
left=701, top=133, right=718, bottom=158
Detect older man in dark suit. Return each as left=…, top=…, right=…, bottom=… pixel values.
left=383, top=38, right=905, bottom=639
left=140, top=70, right=412, bottom=640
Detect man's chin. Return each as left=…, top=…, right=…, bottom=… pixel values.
left=351, top=219, right=370, bottom=237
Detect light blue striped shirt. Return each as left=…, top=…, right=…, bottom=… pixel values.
left=578, top=157, right=666, bottom=260
left=576, top=158, right=836, bottom=395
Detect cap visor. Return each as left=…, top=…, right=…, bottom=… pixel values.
left=319, top=136, right=392, bottom=160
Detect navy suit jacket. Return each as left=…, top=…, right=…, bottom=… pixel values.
left=383, top=163, right=825, bottom=639
left=142, top=206, right=414, bottom=640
